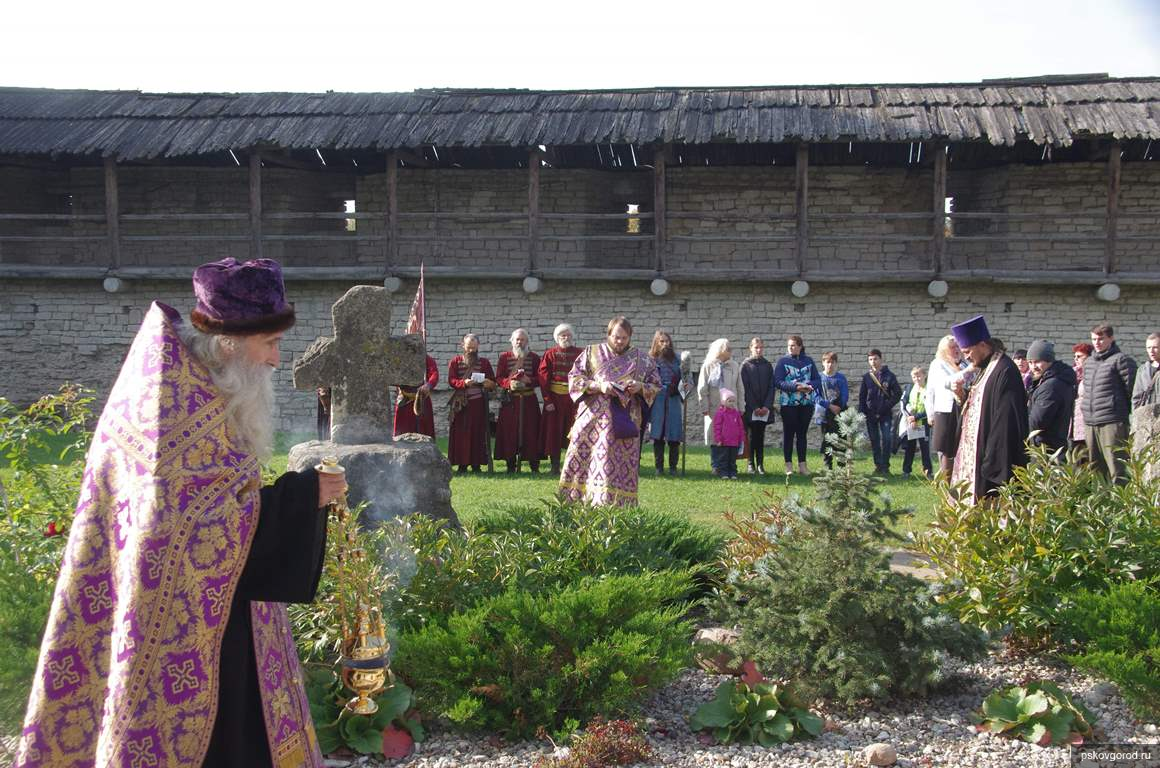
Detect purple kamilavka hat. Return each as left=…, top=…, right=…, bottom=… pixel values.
left=951, top=314, right=991, bottom=348
left=190, top=257, right=296, bottom=334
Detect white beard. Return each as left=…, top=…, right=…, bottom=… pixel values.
left=181, top=326, right=276, bottom=463
left=213, top=355, right=276, bottom=463
left=513, top=344, right=529, bottom=358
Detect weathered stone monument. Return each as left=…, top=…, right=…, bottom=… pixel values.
left=288, top=285, right=457, bottom=525
left=1131, top=402, right=1160, bottom=482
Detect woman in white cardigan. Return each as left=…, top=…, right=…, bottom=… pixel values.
left=698, top=338, right=746, bottom=476
left=925, top=334, right=970, bottom=477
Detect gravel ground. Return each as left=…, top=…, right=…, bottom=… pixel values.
left=329, top=651, right=1158, bottom=768
left=2, top=653, right=1154, bottom=767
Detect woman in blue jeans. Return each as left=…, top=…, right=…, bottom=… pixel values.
left=773, top=334, right=822, bottom=476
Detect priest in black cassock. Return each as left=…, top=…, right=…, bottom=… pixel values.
left=948, top=314, right=1029, bottom=501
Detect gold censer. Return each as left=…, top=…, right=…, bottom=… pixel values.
left=317, top=456, right=392, bottom=715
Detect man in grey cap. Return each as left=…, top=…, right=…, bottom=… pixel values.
left=1026, top=340, right=1077, bottom=459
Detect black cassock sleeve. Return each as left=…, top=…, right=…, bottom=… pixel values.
left=204, top=468, right=327, bottom=768
left=979, top=358, right=1030, bottom=498
left=237, top=468, right=327, bottom=603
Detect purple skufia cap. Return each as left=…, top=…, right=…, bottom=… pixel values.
left=190, top=257, right=295, bottom=335
left=951, top=314, right=991, bottom=348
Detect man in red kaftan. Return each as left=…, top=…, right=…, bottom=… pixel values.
left=496, top=328, right=542, bottom=473
left=393, top=354, right=439, bottom=438
left=448, top=333, right=496, bottom=472
left=538, top=323, right=582, bottom=475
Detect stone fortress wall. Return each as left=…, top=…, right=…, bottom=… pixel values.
left=5, top=161, right=1155, bottom=273
left=2, top=278, right=1157, bottom=447
left=2, top=159, right=1157, bottom=445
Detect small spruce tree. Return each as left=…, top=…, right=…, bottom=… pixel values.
left=723, top=409, right=987, bottom=706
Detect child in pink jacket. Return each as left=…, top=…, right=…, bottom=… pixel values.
left=713, top=388, right=746, bottom=479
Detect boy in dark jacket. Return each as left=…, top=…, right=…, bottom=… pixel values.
left=1026, top=339, right=1077, bottom=459
left=858, top=349, right=902, bottom=475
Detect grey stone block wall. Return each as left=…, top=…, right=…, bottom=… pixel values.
left=3, top=277, right=1158, bottom=447
left=2, top=159, right=1158, bottom=448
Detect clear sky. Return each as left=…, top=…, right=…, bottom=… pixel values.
left=4, top=0, right=1157, bottom=93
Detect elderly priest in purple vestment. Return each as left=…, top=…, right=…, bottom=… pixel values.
left=949, top=314, right=1029, bottom=502
left=17, top=258, right=346, bottom=768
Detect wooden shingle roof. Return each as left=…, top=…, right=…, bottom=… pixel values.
left=1, top=76, right=1157, bottom=160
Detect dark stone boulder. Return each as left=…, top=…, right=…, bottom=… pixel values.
left=288, top=436, right=458, bottom=527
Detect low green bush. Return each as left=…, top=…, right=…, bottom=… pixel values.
left=471, top=500, right=725, bottom=574
left=0, top=517, right=60, bottom=734
left=914, top=442, right=1160, bottom=642
left=1055, top=580, right=1160, bottom=722
left=393, top=570, right=694, bottom=738
left=384, top=500, right=724, bottom=631
left=721, top=410, right=987, bottom=707
left=0, top=387, right=92, bottom=734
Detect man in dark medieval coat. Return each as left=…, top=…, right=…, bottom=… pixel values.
left=950, top=314, right=1029, bottom=501
left=17, top=258, right=347, bottom=768
left=393, top=355, right=439, bottom=438
left=447, top=333, right=496, bottom=473
left=495, top=328, right=542, bottom=473
left=538, top=323, right=582, bottom=475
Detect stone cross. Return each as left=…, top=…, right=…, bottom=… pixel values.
left=293, top=285, right=425, bottom=444
left=1132, top=402, right=1160, bottom=482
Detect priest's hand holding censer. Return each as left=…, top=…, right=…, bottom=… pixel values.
left=316, top=456, right=392, bottom=715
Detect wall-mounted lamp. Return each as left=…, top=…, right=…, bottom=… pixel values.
left=1096, top=283, right=1120, bottom=302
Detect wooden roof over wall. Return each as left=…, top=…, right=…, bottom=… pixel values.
left=0, top=76, right=1158, bottom=161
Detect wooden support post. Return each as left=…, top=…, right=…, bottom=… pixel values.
left=795, top=144, right=809, bottom=276
left=249, top=151, right=263, bottom=260
left=932, top=142, right=947, bottom=276
left=386, top=151, right=399, bottom=269
left=653, top=146, right=667, bottom=274
left=103, top=157, right=120, bottom=269
left=1104, top=142, right=1121, bottom=276
left=528, top=147, right=541, bottom=275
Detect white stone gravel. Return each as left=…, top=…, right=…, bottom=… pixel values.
left=338, top=651, right=1158, bottom=768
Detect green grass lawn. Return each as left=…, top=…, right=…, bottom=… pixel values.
left=9, top=434, right=938, bottom=540
left=269, top=437, right=938, bottom=539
